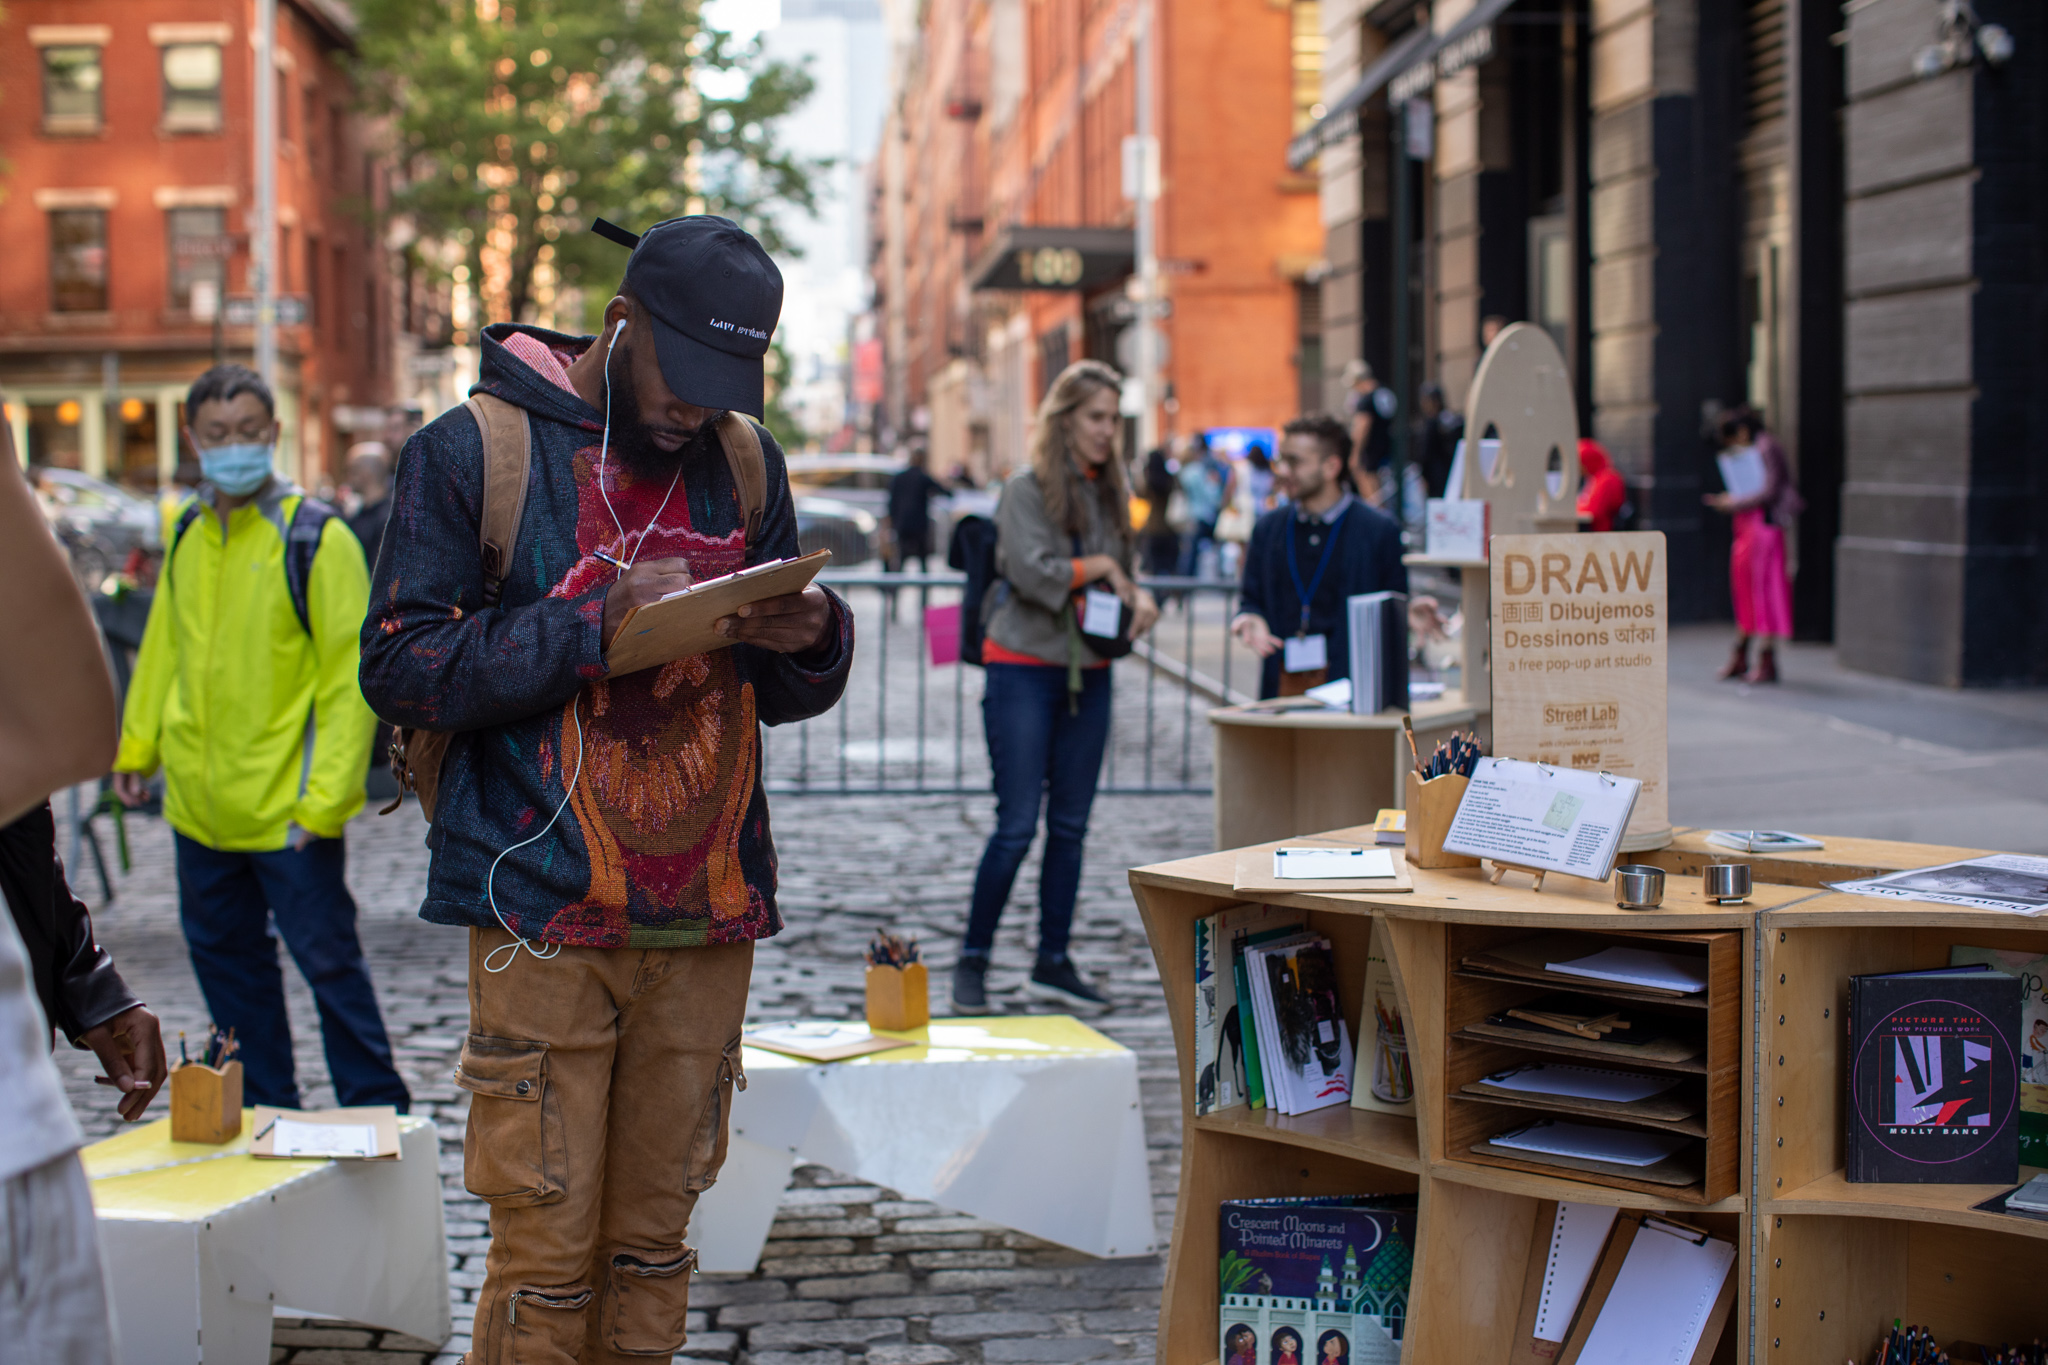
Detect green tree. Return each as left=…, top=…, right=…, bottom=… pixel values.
left=352, top=0, right=818, bottom=332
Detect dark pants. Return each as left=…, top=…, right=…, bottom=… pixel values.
left=963, top=663, right=1113, bottom=963
left=173, top=833, right=410, bottom=1111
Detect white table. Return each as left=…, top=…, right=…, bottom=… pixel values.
left=692, top=1015, right=1158, bottom=1271
left=84, top=1114, right=449, bottom=1364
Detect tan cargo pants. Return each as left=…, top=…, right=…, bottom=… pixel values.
left=459, top=927, right=752, bottom=1364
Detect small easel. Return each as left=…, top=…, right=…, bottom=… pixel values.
left=1489, top=860, right=1548, bottom=891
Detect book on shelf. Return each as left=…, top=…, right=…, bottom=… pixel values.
left=1847, top=965, right=2023, bottom=1184
left=1949, top=943, right=2048, bottom=1168
left=1245, top=935, right=1355, bottom=1115
left=1220, top=1197, right=1417, bottom=1365
left=1196, top=906, right=1306, bottom=1114
left=1352, top=919, right=1415, bottom=1117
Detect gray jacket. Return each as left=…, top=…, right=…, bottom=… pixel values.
left=986, top=468, right=1132, bottom=665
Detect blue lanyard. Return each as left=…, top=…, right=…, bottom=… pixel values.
left=1286, top=504, right=1349, bottom=635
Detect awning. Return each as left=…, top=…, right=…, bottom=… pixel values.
left=969, top=226, right=1135, bottom=292
left=1286, top=0, right=1519, bottom=169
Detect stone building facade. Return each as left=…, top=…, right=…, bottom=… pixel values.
left=1299, top=0, right=2045, bottom=683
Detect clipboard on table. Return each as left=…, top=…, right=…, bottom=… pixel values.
left=1556, top=1212, right=1736, bottom=1365
left=1231, top=837, right=1415, bottom=895
left=250, top=1104, right=402, bottom=1161
left=605, top=549, right=831, bottom=677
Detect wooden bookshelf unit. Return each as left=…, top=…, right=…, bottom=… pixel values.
left=1132, top=834, right=2048, bottom=1365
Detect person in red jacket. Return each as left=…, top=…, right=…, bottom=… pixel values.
left=1576, top=438, right=1626, bottom=532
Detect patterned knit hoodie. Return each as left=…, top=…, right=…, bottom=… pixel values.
left=360, top=322, right=853, bottom=947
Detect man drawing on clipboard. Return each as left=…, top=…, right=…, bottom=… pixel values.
left=361, top=216, right=852, bottom=1364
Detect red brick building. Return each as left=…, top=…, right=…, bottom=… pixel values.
left=0, top=0, right=400, bottom=492
left=874, top=0, right=1327, bottom=478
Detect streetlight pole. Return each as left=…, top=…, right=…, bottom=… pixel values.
left=253, top=0, right=278, bottom=388
left=1132, top=2, right=1159, bottom=455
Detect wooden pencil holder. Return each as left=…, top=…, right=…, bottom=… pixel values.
left=1405, top=771, right=1481, bottom=869
left=865, top=962, right=929, bottom=1032
left=169, top=1060, right=243, bottom=1144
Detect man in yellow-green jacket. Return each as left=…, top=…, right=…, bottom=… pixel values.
left=113, top=364, right=407, bottom=1112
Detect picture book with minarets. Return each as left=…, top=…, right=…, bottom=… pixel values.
left=1218, top=1197, right=1417, bottom=1365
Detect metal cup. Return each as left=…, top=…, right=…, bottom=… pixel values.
left=1613, top=864, right=1666, bottom=909
left=1704, top=862, right=1752, bottom=904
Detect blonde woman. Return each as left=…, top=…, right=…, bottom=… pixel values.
left=952, top=360, right=1159, bottom=1013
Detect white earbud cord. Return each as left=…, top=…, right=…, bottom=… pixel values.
left=596, top=318, right=685, bottom=579
left=483, top=693, right=585, bottom=973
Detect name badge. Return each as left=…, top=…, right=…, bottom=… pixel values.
left=1283, top=633, right=1328, bottom=673
left=1081, top=588, right=1123, bottom=639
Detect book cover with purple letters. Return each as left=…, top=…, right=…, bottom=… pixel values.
left=1847, top=969, right=2022, bottom=1184
left=1218, top=1199, right=1415, bottom=1365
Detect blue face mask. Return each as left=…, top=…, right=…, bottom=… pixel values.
left=199, top=443, right=275, bottom=497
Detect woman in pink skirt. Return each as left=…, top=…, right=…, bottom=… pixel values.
left=1705, top=408, right=1803, bottom=683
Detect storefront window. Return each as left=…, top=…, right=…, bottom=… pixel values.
left=42, top=45, right=102, bottom=129
left=50, top=209, right=109, bottom=313
left=28, top=402, right=85, bottom=470
left=163, top=43, right=223, bottom=131
left=168, top=207, right=228, bottom=311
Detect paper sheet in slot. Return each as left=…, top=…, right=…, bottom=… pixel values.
left=1536, top=1202, right=1618, bottom=1343
left=1482, top=1062, right=1682, bottom=1104
left=1231, top=841, right=1413, bottom=894
left=1547, top=946, right=1709, bottom=995
left=251, top=1104, right=402, bottom=1160
left=1489, top=1119, right=1690, bottom=1168
left=604, top=549, right=831, bottom=677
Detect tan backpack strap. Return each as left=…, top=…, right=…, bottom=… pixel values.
left=465, top=394, right=532, bottom=605
left=715, top=411, right=767, bottom=548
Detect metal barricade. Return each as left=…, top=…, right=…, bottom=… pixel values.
left=766, top=572, right=1256, bottom=796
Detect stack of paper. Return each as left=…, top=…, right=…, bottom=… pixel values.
left=1488, top=1119, right=1691, bottom=1168
left=1546, top=946, right=1709, bottom=995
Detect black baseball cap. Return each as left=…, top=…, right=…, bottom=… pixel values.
left=615, top=215, right=783, bottom=419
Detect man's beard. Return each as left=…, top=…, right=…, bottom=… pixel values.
left=606, top=341, right=720, bottom=478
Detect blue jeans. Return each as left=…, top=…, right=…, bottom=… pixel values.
left=963, top=663, right=1113, bottom=963
left=173, top=833, right=410, bottom=1111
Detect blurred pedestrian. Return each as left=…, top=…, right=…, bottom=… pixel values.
left=1342, top=359, right=1397, bottom=501
left=886, top=444, right=948, bottom=573
left=1232, top=415, right=1407, bottom=698
left=0, top=431, right=165, bottom=1359
left=1243, top=441, right=1276, bottom=512
left=952, top=360, right=1157, bottom=1016
left=1577, top=438, right=1626, bottom=532
left=343, top=441, right=394, bottom=571
left=1704, top=406, right=1803, bottom=683
left=1176, top=433, right=1233, bottom=578
left=111, top=364, right=407, bottom=1114
left=1412, top=382, right=1464, bottom=499
left=360, top=216, right=853, bottom=1363
left=1481, top=314, right=1509, bottom=350
left=1140, top=444, right=1181, bottom=577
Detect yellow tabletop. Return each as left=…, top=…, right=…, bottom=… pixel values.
left=83, top=1111, right=432, bottom=1221
left=742, top=1013, right=1128, bottom=1071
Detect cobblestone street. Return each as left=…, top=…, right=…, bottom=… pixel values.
left=54, top=784, right=1211, bottom=1365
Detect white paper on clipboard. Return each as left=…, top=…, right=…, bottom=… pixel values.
left=1535, top=1202, right=1618, bottom=1342
left=1574, top=1221, right=1735, bottom=1365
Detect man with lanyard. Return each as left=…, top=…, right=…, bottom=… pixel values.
left=1232, top=414, right=1407, bottom=698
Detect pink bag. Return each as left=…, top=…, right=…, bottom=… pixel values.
left=925, top=603, right=961, bottom=666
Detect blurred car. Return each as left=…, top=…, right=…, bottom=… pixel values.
left=795, top=494, right=881, bottom=567
left=31, top=466, right=162, bottom=592
left=784, top=453, right=904, bottom=521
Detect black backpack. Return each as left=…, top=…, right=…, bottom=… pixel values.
left=170, top=490, right=338, bottom=636
left=946, top=513, right=999, bottom=667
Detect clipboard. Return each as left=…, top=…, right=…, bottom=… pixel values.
left=1556, top=1212, right=1736, bottom=1365
left=604, top=548, right=831, bottom=677
left=1507, top=1200, right=1623, bottom=1365
left=250, top=1104, right=402, bottom=1161
left=1231, top=837, right=1415, bottom=895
